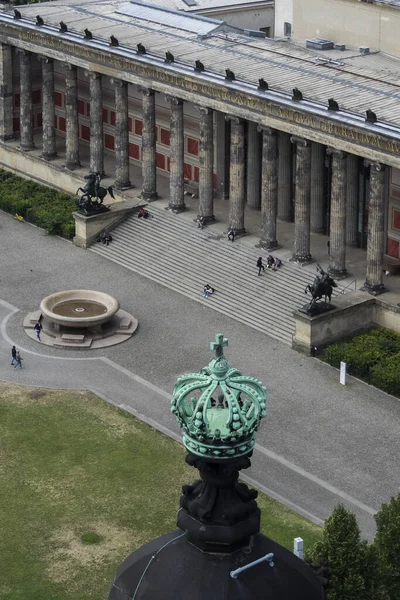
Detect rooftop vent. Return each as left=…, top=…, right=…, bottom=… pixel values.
left=244, top=29, right=266, bottom=38
left=359, top=46, right=370, bottom=55
left=306, top=37, right=334, bottom=51
left=182, top=0, right=197, bottom=5
left=334, top=43, right=346, bottom=51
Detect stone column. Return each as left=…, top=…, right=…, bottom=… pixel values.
left=40, top=57, right=57, bottom=160
left=167, top=96, right=185, bottom=211
left=364, top=162, right=386, bottom=294
left=310, top=142, right=325, bottom=233
left=346, top=154, right=359, bottom=246
left=64, top=64, right=80, bottom=170
left=258, top=126, right=279, bottom=249
left=18, top=50, right=35, bottom=151
left=246, top=122, right=261, bottom=208
left=291, top=136, right=312, bottom=263
left=87, top=71, right=104, bottom=174
left=278, top=131, right=293, bottom=221
left=327, top=148, right=347, bottom=278
left=0, top=43, right=13, bottom=141
left=112, top=78, right=130, bottom=189
left=140, top=87, right=157, bottom=199
left=197, top=106, right=214, bottom=222
left=227, top=116, right=245, bottom=234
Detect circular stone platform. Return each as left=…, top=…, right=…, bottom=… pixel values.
left=23, top=308, right=138, bottom=349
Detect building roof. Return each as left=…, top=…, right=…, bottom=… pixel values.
left=139, top=0, right=273, bottom=13
left=4, top=0, right=400, bottom=128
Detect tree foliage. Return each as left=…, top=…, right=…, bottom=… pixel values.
left=374, top=493, right=400, bottom=600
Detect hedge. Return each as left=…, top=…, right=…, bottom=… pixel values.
left=322, top=328, right=400, bottom=397
left=0, top=169, right=76, bottom=239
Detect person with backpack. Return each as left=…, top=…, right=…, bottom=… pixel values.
left=256, top=257, right=265, bottom=276
left=14, top=351, right=23, bottom=369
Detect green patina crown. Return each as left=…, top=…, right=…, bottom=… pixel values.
left=171, top=334, right=268, bottom=459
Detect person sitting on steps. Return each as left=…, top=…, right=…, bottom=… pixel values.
left=271, top=257, right=282, bottom=271
left=203, top=284, right=215, bottom=298
left=138, top=208, right=151, bottom=219
left=266, top=255, right=274, bottom=269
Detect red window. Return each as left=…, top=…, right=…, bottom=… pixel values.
left=387, top=238, right=400, bottom=258
left=167, top=156, right=170, bottom=172
left=36, top=113, right=42, bottom=128
left=32, top=90, right=41, bottom=104
left=213, top=174, right=217, bottom=190
left=156, top=152, right=165, bottom=170
left=54, top=91, right=63, bottom=107
left=58, top=116, right=66, bottom=132
left=184, top=163, right=192, bottom=180
left=86, top=103, right=90, bottom=117
left=105, top=134, right=115, bottom=151
left=13, top=117, right=20, bottom=132
left=111, top=111, right=116, bottom=126
left=78, top=99, right=85, bottom=115
left=129, top=143, right=140, bottom=159
left=160, top=128, right=170, bottom=146
left=103, top=108, right=108, bottom=124
left=134, top=119, right=143, bottom=136
left=393, top=208, right=400, bottom=232
left=14, top=93, right=20, bottom=109
left=128, top=117, right=133, bottom=132
left=194, top=167, right=199, bottom=183
left=187, top=138, right=199, bottom=156
left=81, top=125, right=90, bottom=141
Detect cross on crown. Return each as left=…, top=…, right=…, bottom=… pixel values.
left=210, top=333, right=228, bottom=358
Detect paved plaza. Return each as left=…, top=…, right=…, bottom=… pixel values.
left=1, top=210, right=400, bottom=541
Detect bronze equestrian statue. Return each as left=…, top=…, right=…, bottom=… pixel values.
left=305, top=265, right=338, bottom=310
left=76, top=172, right=115, bottom=215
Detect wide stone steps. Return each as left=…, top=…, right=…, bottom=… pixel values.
left=90, top=205, right=346, bottom=344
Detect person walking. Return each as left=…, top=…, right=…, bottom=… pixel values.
left=256, top=257, right=265, bottom=276
left=228, top=229, right=235, bottom=242
left=14, top=351, right=23, bottom=369
left=34, top=321, right=42, bottom=341
left=11, top=345, right=17, bottom=366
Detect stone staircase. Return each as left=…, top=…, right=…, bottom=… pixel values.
left=90, top=205, right=347, bottom=345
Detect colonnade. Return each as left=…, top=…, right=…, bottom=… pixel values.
left=0, top=42, right=388, bottom=294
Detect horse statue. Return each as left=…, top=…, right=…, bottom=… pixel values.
left=305, top=265, right=337, bottom=310
left=76, top=172, right=114, bottom=215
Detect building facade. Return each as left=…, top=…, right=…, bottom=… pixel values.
left=1, top=0, right=400, bottom=294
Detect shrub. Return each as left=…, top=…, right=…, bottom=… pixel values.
left=0, top=169, right=76, bottom=239
left=370, top=353, right=400, bottom=397
left=81, top=532, right=101, bottom=545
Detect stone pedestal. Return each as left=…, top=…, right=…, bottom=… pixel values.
left=327, top=148, right=347, bottom=279
left=87, top=72, right=104, bottom=175
left=364, top=162, right=387, bottom=295
left=346, top=154, right=359, bottom=247
left=227, top=116, right=245, bottom=234
left=140, top=87, right=158, bottom=200
left=198, top=107, right=214, bottom=222
left=278, top=131, right=292, bottom=221
left=40, top=57, right=57, bottom=160
left=291, top=136, right=312, bottom=263
left=18, top=50, right=35, bottom=151
left=310, top=142, right=325, bottom=233
left=73, top=200, right=137, bottom=248
left=64, top=64, right=80, bottom=170
left=258, top=126, right=279, bottom=249
left=167, top=96, right=185, bottom=212
left=0, top=43, right=13, bottom=141
left=246, top=122, right=261, bottom=208
left=113, top=79, right=131, bottom=190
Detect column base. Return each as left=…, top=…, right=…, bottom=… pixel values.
left=114, top=180, right=132, bottom=191
left=257, top=240, right=280, bottom=251
left=65, top=161, right=81, bottom=171
left=328, top=266, right=347, bottom=280
left=228, top=227, right=246, bottom=236
left=167, top=202, right=186, bottom=213
left=42, top=152, right=57, bottom=161
left=20, top=143, right=35, bottom=152
left=363, top=281, right=387, bottom=296
left=290, top=253, right=313, bottom=265
left=194, top=215, right=216, bottom=227
left=141, top=191, right=159, bottom=202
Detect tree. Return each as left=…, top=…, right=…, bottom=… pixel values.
left=374, top=492, right=400, bottom=600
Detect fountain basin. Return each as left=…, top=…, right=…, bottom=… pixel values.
left=40, top=290, right=120, bottom=328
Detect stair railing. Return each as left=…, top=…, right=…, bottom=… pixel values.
left=337, top=279, right=357, bottom=294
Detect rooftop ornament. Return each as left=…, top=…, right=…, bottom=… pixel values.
left=36, top=15, right=44, bottom=26
left=165, top=51, right=174, bottom=63
left=171, top=333, right=267, bottom=460
left=225, top=68, right=235, bottom=82
left=258, top=78, right=269, bottom=91
left=13, top=9, right=22, bottom=19
left=194, top=59, right=205, bottom=73
left=59, top=21, right=68, bottom=33
left=110, top=35, right=119, bottom=47
left=292, top=87, right=303, bottom=101
left=366, top=108, right=377, bottom=123
left=328, top=98, right=339, bottom=111
left=84, top=28, right=93, bottom=40
left=137, top=43, right=146, bottom=55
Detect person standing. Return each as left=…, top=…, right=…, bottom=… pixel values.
left=228, top=229, right=235, bottom=242
left=11, top=345, right=17, bottom=366
left=14, top=351, right=23, bottom=369
left=256, top=257, right=265, bottom=276
left=34, top=321, right=42, bottom=341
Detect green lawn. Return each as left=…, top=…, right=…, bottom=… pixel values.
left=0, top=383, right=322, bottom=600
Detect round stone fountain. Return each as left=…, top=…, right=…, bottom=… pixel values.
left=24, top=290, right=138, bottom=349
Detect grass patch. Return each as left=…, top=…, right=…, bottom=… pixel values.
left=0, top=382, right=322, bottom=600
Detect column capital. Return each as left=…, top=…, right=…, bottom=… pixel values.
left=195, top=106, right=213, bottom=115
left=290, top=136, right=309, bottom=147
left=110, top=78, right=127, bottom=88
left=364, top=160, right=386, bottom=172
left=84, top=70, right=101, bottom=80
left=38, top=56, right=53, bottom=64
left=326, top=147, right=347, bottom=159
left=138, top=86, right=155, bottom=97
left=165, top=95, right=183, bottom=106
left=16, top=48, right=30, bottom=57
left=63, top=63, right=77, bottom=71
left=225, top=115, right=243, bottom=125
left=257, top=125, right=277, bottom=136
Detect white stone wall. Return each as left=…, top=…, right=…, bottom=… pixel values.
left=209, top=6, right=274, bottom=33
left=274, top=0, right=293, bottom=38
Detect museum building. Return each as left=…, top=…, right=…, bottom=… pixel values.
left=1, top=0, right=400, bottom=293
